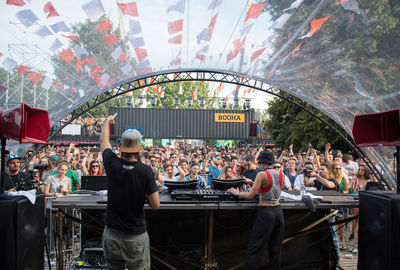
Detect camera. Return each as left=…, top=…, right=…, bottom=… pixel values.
left=28, top=162, right=48, bottom=171
left=303, top=167, right=313, bottom=177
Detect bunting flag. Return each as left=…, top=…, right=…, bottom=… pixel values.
left=217, top=82, right=222, bottom=95
left=191, top=82, right=200, bottom=100
left=251, top=47, right=266, bottom=62
left=233, top=37, right=246, bottom=52
left=7, top=0, right=26, bottom=6
left=145, top=87, right=150, bottom=94
left=61, top=34, right=80, bottom=43
left=129, top=19, right=142, bottom=35
left=76, top=58, right=84, bottom=73
left=17, top=65, right=30, bottom=76
left=167, top=0, right=186, bottom=14
left=90, top=66, right=103, bottom=79
left=213, top=89, right=216, bottom=96
left=244, top=3, right=266, bottom=22
left=158, top=87, right=164, bottom=97
left=239, top=23, right=254, bottom=36
left=292, top=40, right=305, bottom=56
left=35, top=26, right=53, bottom=37
left=96, top=18, right=112, bottom=32
left=26, top=71, right=43, bottom=84
left=104, top=34, right=118, bottom=46
left=149, top=76, right=156, bottom=84
left=2, top=57, right=17, bottom=71
left=111, top=46, right=124, bottom=61
left=53, top=81, right=62, bottom=87
left=139, top=80, right=145, bottom=86
left=196, top=55, right=206, bottom=62
left=168, top=35, right=182, bottom=44
left=271, top=13, right=292, bottom=29
left=196, top=28, right=210, bottom=44
left=41, top=76, right=52, bottom=90
left=209, top=12, right=219, bottom=38
left=118, top=2, right=138, bottom=17
left=134, top=47, right=148, bottom=62
left=137, top=59, right=150, bottom=70
left=283, top=0, right=304, bottom=12
left=82, top=0, right=105, bottom=22
left=75, top=46, right=88, bottom=58
left=118, top=54, right=128, bottom=62
left=349, top=13, right=355, bottom=21
left=208, top=0, right=222, bottom=10
left=50, top=21, right=70, bottom=33
left=308, top=16, right=330, bottom=37
left=15, top=9, right=39, bottom=28
left=178, top=82, right=183, bottom=95
left=335, top=0, right=349, bottom=5
left=44, top=2, right=60, bottom=19
left=234, top=77, right=244, bottom=97
left=168, top=19, right=183, bottom=35
left=170, top=57, right=181, bottom=66
left=49, top=38, right=63, bottom=51
left=226, top=50, right=239, bottom=63
left=58, top=49, right=75, bottom=64
left=129, top=36, right=145, bottom=48
left=83, top=56, right=96, bottom=65
left=153, top=84, right=160, bottom=95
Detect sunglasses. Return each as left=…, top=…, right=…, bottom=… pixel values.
left=171, top=156, right=177, bottom=158
left=91, top=165, right=99, bottom=167
left=333, top=167, right=341, bottom=170
left=274, top=166, right=281, bottom=169
left=8, top=154, right=20, bottom=159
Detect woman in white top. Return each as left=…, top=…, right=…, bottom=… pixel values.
left=44, top=163, right=72, bottom=197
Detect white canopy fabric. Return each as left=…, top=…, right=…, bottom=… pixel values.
left=0, top=0, right=398, bottom=186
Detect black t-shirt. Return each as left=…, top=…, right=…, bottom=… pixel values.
left=4, top=172, right=30, bottom=191
left=243, top=168, right=263, bottom=181
left=314, top=178, right=340, bottom=192
left=103, top=149, right=158, bottom=234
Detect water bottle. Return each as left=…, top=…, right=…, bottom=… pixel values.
left=300, top=185, right=305, bottom=197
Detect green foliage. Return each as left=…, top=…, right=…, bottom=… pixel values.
left=264, top=91, right=350, bottom=152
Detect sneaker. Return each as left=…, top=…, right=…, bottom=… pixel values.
left=340, top=245, right=347, bottom=251
left=352, top=248, right=358, bottom=254
left=349, top=234, right=355, bottom=241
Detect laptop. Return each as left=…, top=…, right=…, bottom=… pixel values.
left=81, top=176, right=108, bottom=191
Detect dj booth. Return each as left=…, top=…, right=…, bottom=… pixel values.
left=51, top=178, right=358, bottom=270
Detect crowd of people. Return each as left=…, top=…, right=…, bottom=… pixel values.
left=56, top=115, right=107, bottom=136
left=4, top=138, right=380, bottom=265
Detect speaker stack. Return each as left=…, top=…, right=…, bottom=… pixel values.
left=0, top=193, right=45, bottom=270
left=358, top=191, right=400, bottom=270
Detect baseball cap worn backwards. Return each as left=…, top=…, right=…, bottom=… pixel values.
left=120, top=129, right=143, bottom=153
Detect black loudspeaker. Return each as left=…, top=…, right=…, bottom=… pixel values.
left=0, top=193, right=45, bottom=270
left=249, top=121, right=257, bottom=137
left=358, top=191, right=400, bottom=270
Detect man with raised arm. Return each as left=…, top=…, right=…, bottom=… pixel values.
left=100, top=113, right=160, bottom=270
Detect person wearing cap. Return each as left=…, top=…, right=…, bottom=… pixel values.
left=100, top=113, right=160, bottom=270
left=228, top=151, right=285, bottom=270
left=4, top=154, right=30, bottom=192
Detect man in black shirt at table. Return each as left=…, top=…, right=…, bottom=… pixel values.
left=304, top=163, right=339, bottom=191
left=4, top=154, right=30, bottom=192
left=242, top=155, right=263, bottom=183
left=100, top=113, right=160, bottom=270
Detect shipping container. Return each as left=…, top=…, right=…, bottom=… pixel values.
left=109, top=107, right=255, bottom=140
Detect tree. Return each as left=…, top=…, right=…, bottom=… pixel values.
left=264, top=91, right=352, bottom=152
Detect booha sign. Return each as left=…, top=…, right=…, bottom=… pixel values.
left=214, top=113, right=245, bottom=123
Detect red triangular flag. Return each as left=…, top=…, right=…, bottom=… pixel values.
left=168, top=35, right=182, bottom=44
left=251, top=47, right=266, bottom=62
left=90, top=66, right=103, bottom=79
left=168, top=19, right=183, bottom=35
left=96, top=18, right=112, bottom=32
left=309, top=16, right=330, bottom=37
left=17, top=65, right=30, bottom=76
left=76, top=58, right=84, bottom=73
left=83, top=57, right=96, bottom=65
left=292, top=41, right=304, bottom=56
left=209, top=12, right=219, bottom=38
left=117, top=2, right=138, bottom=17
left=7, top=0, right=25, bottom=6
left=26, top=72, right=42, bottom=84
left=44, top=2, right=60, bottom=19
left=134, top=48, right=148, bottom=62
left=61, top=34, right=80, bottom=43
left=53, top=81, right=62, bottom=87
left=104, top=35, right=118, bottom=46
left=118, top=53, right=128, bottom=62
left=59, top=49, right=75, bottom=64
left=244, top=4, right=266, bottom=21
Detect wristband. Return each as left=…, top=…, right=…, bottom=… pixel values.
left=236, top=191, right=240, bottom=196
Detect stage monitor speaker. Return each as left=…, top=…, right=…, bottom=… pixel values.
left=249, top=121, right=257, bottom=137
left=0, top=193, right=45, bottom=270
left=352, top=108, right=400, bottom=147
left=0, top=103, right=50, bottom=144
left=358, top=191, right=400, bottom=270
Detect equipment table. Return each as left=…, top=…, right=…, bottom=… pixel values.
left=51, top=191, right=358, bottom=270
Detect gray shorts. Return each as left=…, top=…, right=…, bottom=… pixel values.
left=102, top=227, right=150, bottom=270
